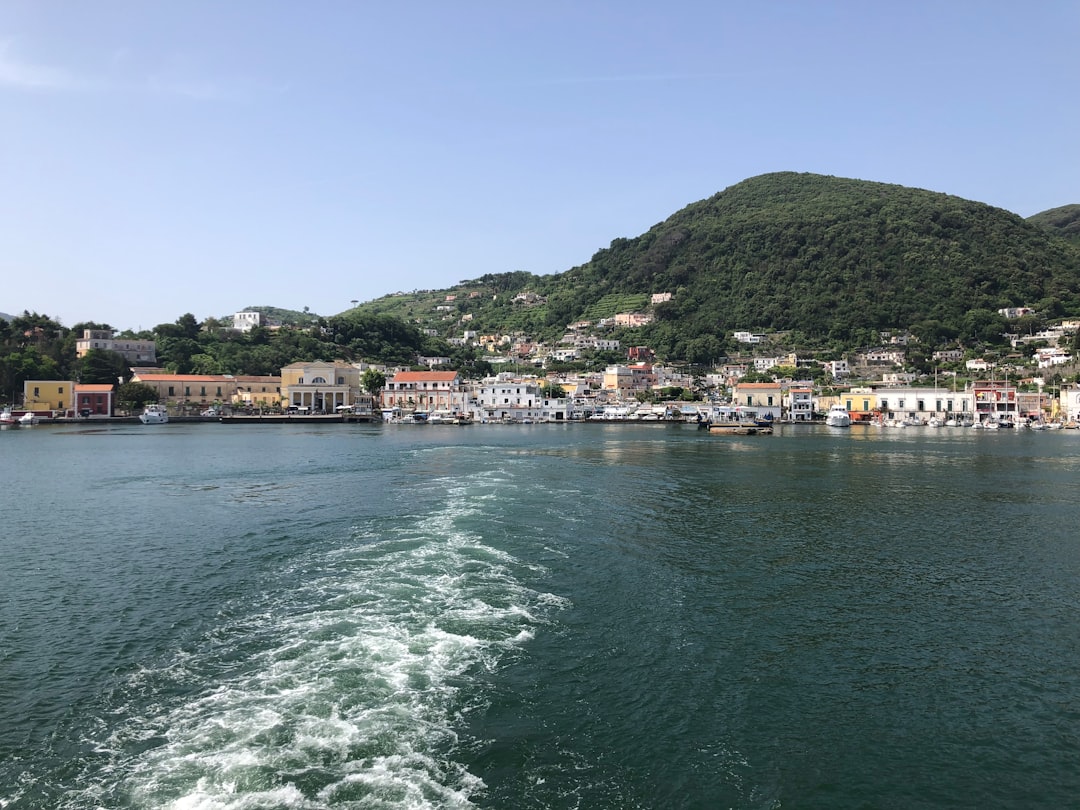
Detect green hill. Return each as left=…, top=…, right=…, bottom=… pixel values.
left=349, top=173, right=1080, bottom=362
left=1028, top=204, right=1080, bottom=245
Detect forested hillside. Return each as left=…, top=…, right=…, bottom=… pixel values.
left=352, top=172, right=1080, bottom=362
left=1028, top=204, right=1080, bottom=245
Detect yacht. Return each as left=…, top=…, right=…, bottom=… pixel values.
left=825, top=404, right=851, bottom=427
left=138, top=404, right=169, bottom=425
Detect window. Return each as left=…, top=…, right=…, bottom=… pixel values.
left=880, top=398, right=888, bottom=410
left=898, top=399, right=905, bottom=408
left=862, top=399, right=870, bottom=411
left=58, top=387, right=63, bottom=394
left=34, top=387, right=40, bottom=397
left=311, top=377, right=327, bottom=384
left=168, top=386, right=175, bottom=396
left=185, top=387, right=190, bottom=396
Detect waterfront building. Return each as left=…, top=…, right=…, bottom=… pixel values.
left=786, top=387, right=814, bottom=422
left=473, top=380, right=569, bottom=422
left=74, top=384, right=115, bottom=416
left=381, top=370, right=465, bottom=413
left=232, top=376, right=282, bottom=409
left=280, top=361, right=361, bottom=413
left=731, top=381, right=783, bottom=421
left=22, top=380, right=74, bottom=413
left=602, top=363, right=656, bottom=395
left=876, top=386, right=975, bottom=423
left=971, top=380, right=1019, bottom=424
left=838, top=387, right=878, bottom=422
left=130, top=372, right=238, bottom=412
left=1060, top=385, right=1080, bottom=422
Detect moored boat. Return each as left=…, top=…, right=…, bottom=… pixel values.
left=138, top=404, right=169, bottom=425
left=824, top=404, right=851, bottom=427
left=701, top=419, right=774, bottom=435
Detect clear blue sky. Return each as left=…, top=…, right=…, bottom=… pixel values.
left=2, top=1, right=1077, bottom=332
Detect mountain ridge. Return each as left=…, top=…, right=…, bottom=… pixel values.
left=347, top=172, right=1080, bottom=361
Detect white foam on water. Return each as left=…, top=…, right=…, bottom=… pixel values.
left=106, top=473, right=566, bottom=809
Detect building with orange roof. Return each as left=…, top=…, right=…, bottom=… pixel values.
left=232, top=375, right=282, bottom=409
left=129, top=372, right=237, bottom=413
left=74, top=384, right=116, bottom=417
left=731, top=381, right=783, bottom=421
left=382, top=370, right=464, bottom=413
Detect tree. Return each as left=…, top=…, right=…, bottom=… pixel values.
left=540, top=381, right=566, bottom=398
left=362, top=368, right=387, bottom=400
left=176, top=313, right=201, bottom=340
left=78, top=349, right=128, bottom=385
left=189, top=353, right=224, bottom=375
left=117, top=381, right=159, bottom=412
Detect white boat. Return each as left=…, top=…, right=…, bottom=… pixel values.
left=427, top=409, right=473, bottom=425
left=824, top=404, right=851, bottom=427
left=0, top=407, right=16, bottom=427
left=18, top=411, right=38, bottom=426
left=138, top=404, right=169, bottom=424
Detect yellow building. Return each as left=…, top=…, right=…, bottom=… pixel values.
left=280, top=361, right=361, bottom=412
left=731, top=381, right=784, bottom=420
left=232, top=375, right=282, bottom=409
left=23, top=380, right=74, bottom=413
left=129, top=372, right=238, bottom=412
left=839, top=387, right=878, bottom=422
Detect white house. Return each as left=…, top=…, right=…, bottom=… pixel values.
left=824, top=359, right=849, bottom=378
left=233, top=311, right=264, bottom=332
left=875, top=386, right=974, bottom=422
left=1060, top=385, right=1080, bottom=422
left=733, top=331, right=763, bottom=344
left=473, top=380, right=569, bottom=422
left=786, top=387, right=814, bottom=422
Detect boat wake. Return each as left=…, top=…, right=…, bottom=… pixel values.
left=93, top=472, right=566, bottom=809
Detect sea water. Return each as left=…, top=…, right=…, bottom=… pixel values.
left=2, top=422, right=1079, bottom=808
